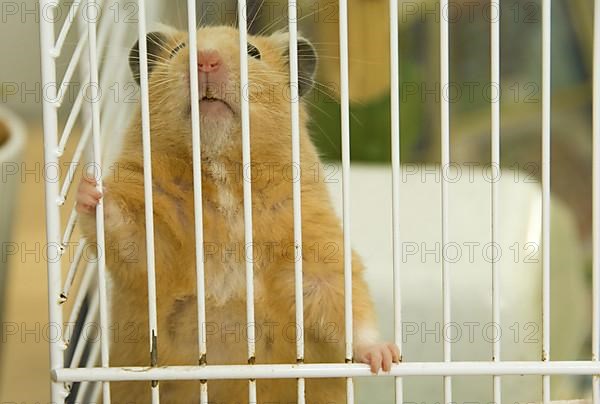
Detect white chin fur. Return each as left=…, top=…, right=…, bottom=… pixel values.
left=199, top=115, right=235, bottom=154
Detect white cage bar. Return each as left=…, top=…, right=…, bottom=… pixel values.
left=36, top=0, right=600, bottom=403
left=593, top=1, right=600, bottom=404
left=490, top=1, right=501, bottom=404
left=186, top=0, right=209, bottom=402
left=338, top=0, right=354, bottom=401
left=389, top=0, right=403, bottom=403
left=236, top=1, right=258, bottom=402
left=440, top=2, right=452, bottom=404
left=135, top=0, right=161, bottom=401
left=54, top=361, right=600, bottom=382
left=39, top=3, right=66, bottom=399
left=287, top=0, right=307, bottom=402
left=542, top=1, right=552, bottom=403
left=86, top=0, right=111, bottom=400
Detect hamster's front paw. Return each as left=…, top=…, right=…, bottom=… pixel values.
left=355, top=343, right=400, bottom=374
left=76, top=176, right=102, bottom=215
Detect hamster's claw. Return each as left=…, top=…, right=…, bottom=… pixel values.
left=356, top=343, right=400, bottom=374
left=76, top=176, right=102, bottom=215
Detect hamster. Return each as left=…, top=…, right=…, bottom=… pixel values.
left=76, top=25, right=399, bottom=404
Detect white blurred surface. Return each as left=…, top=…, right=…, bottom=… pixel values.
left=326, top=164, right=589, bottom=404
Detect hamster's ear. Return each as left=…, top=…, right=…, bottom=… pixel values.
left=296, top=38, right=317, bottom=96
left=129, top=31, right=169, bottom=85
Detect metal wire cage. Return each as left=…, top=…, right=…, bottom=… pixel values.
left=37, top=0, right=600, bottom=403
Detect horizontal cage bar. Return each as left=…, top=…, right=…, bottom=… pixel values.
left=55, top=361, right=600, bottom=383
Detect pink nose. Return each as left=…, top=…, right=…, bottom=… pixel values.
left=198, top=50, right=221, bottom=73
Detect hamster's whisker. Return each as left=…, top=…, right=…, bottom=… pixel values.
left=307, top=114, right=340, bottom=153
left=163, top=30, right=185, bottom=51
left=149, top=80, right=178, bottom=87
left=254, top=5, right=324, bottom=37
left=247, top=0, right=267, bottom=34
left=152, top=91, right=179, bottom=109
left=147, top=76, right=178, bottom=83
left=149, top=79, right=179, bottom=89
left=129, top=54, right=174, bottom=67
left=254, top=15, right=288, bottom=37
left=147, top=81, right=179, bottom=92
left=146, top=34, right=178, bottom=54
left=145, top=34, right=187, bottom=60
left=265, top=45, right=367, bottom=64
left=298, top=98, right=335, bottom=120
left=198, top=7, right=209, bottom=29
left=250, top=72, right=339, bottom=96
left=251, top=71, right=367, bottom=108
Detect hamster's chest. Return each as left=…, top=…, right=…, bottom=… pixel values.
left=200, top=161, right=246, bottom=243
left=200, top=182, right=249, bottom=306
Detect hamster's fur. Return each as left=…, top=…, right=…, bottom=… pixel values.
left=77, top=25, right=398, bottom=404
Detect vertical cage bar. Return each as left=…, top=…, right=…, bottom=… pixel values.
left=287, top=0, right=306, bottom=402
left=389, top=0, right=403, bottom=402
left=541, top=0, right=551, bottom=403
left=69, top=291, right=99, bottom=368
left=60, top=8, right=119, bottom=205
left=237, top=1, right=257, bottom=402
left=39, top=1, right=68, bottom=401
left=186, top=0, right=209, bottom=402
left=136, top=0, right=160, bottom=401
left=65, top=261, right=96, bottom=344
left=89, top=381, right=102, bottom=403
left=74, top=340, right=101, bottom=403
left=338, top=0, right=354, bottom=401
left=440, top=1, right=452, bottom=403
left=58, top=0, right=109, bottom=160
left=76, top=0, right=92, bottom=129
left=490, top=1, right=501, bottom=404
left=87, top=0, right=111, bottom=400
left=593, top=0, right=600, bottom=402
left=98, top=4, right=129, bottom=149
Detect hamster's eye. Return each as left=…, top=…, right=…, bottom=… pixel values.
left=247, top=43, right=261, bottom=59
left=169, top=43, right=186, bottom=58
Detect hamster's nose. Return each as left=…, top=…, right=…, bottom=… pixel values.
left=198, top=50, right=222, bottom=73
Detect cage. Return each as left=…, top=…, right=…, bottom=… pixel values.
left=36, top=0, right=600, bottom=403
